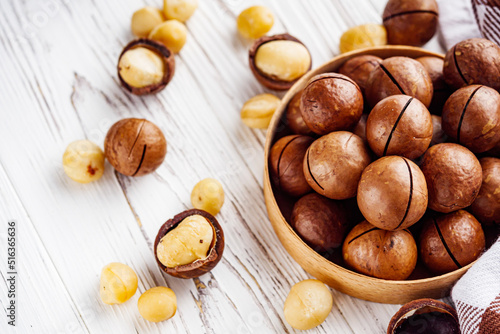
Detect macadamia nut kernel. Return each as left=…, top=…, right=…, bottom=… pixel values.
left=163, top=0, right=198, bottom=22
left=138, top=287, right=177, bottom=322
left=191, top=178, right=225, bottom=216
left=118, top=47, right=165, bottom=88
left=284, top=279, right=333, bottom=330
left=339, top=24, right=387, bottom=53
left=156, top=215, right=214, bottom=268
left=240, top=93, right=281, bottom=129
left=237, top=6, right=274, bottom=39
left=254, top=40, right=311, bottom=82
left=149, top=20, right=187, bottom=53
left=63, top=140, right=105, bottom=184
left=131, top=7, right=165, bottom=38
left=100, top=262, right=138, bottom=305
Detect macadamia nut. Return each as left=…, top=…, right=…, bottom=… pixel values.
left=131, top=7, right=165, bottom=38
left=237, top=6, right=274, bottom=39
left=339, top=24, right=387, bottom=53
left=156, top=215, right=214, bottom=268
left=138, top=287, right=177, bottom=322
left=100, top=262, right=138, bottom=305
left=191, top=178, right=225, bottom=216
left=163, top=0, right=198, bottom=22
left=149, top=20, right=187, bottom=53
left=240, top=93, right=281, bottom=129
left=63, top=140, right=105, bottom=184
left=118, top=47, right=165, bottom=88
left=283, top=279, right=333, bottom=330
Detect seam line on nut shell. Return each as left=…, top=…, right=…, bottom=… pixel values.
left=132, top=145, right=147, bottom=176
left=348, top=227, right=380, bottom=245
left=276, top=136, right=301, bottom=187
left=379, top=64, right=407, bottom=95
left=457, top=86, right=482, bottom=144
left=383, top=10, right=438, bottom=22
left=452, top=44, right=469, bottom=85
left=433, top=217, right=463, bottom=269
left=128, top=120, right=145, bottom=158
left=395, top=158, right=414, bottom=230
left=306, top=149, right=324, bottom=190
left=383, top=97, right=413, bottom=156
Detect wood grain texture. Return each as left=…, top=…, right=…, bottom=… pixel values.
left=0, top=0, right=445, bottom=333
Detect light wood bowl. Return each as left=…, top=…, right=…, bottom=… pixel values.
left=263, top=46, right=474, bottom=304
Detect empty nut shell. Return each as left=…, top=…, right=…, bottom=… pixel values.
left=154, top=209, right=224, bottom=279
left=338, top=55, right=382, bottom=95
left=104, top=118, right=167, bottom=176
left=290, top=193, right=350, bottom=252
left=365, top=56, right=433, bottom=108
left=442, top=85, right=500, bottom=153
left=269, top=135, right=314, bottom=197
left=117, top=39, right=175, bottom=95
left=304, top=131, right=371, bottom=200
left=419, top=210, right=485, bottom=274
left=387, top=298, right=460, bottom=334
left=420, top=143, right=482, bottom=213
left=300, top=73, right=364, bottom=135
left=366, top=95, right=433, bottom=159
left=286, top=90, right=313, bottom=135
left=443, top=38, right=500, bottom=91
left=342, top=220, right=417, bottom=280
left=357, top=156, right=428, bottom=231
left=470, top=157, right=500, bottom=225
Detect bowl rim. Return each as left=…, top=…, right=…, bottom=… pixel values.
left=263, top=45, right=475, bottom=288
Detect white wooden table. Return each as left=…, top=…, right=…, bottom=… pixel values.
left=0, top=0, right=447, bottom=333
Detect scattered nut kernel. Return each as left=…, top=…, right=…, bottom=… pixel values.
left=100, top=262, right=138, bottom=305
left=191, top=178, right=225, bottom=216
left=339, top=23, right=387, bottom=53
left=131, top=7, right=165, bottom=38
left=62, top=140, right=105, bottom=184
left=284, top=279, right=333, bottom=330
left=254, top=40, right=311, bottom=82
left=138, top=287, right=177, bottom=322
left=163, top=0, right=198, bottom=22
left=237, top=6, right=274, bottom=39
left=149, top=20, right=187, bottom=53
left=118, top=47, right=165, bottom=88
left=241, top=93, right=281, bottom=129
left=156, top=215, right=214, bottom=268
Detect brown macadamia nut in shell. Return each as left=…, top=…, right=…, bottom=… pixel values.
left=365, top=56, right=433, bottom=108
left=338, top=55, right=382, bottom=95
left=383, top=0, right=439, bottom=47
left=357, top=156, right=428, bottom=231
left=419, top=210, right=485, bottom=274
left=304, top=131, right=371, bottom=200
left=443, top=38, right=500, bottom=91
left=104, top=118, right=167, bottom=176
left=470, top=157, right=500, bottom=225
left=290, top=193, right=350, bottom=252
left=442, top=85, right=500, bottom=153
left=366, top=95, right=433, bottom=159
left=286, top=90, right=313, bottom=135
left=269, top=135, right=314, bottom=197
left=300, top=73, right=363, bottom=135
left=342, top=220, right=417, bottom=280
left=421, top=143, right=482, bottom=213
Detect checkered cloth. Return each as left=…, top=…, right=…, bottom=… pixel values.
left=451, top=238, right=500, bottom=334
left=437, top=0, right=500, bottom=49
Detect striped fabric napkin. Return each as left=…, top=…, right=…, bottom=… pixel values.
left=451, top=238, right=500, bottom=334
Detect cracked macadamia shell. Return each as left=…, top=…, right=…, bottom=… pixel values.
left=104, top=118, right=167, bottom=176
left=357, top=156, right=428, bottom=231
left=269, top=135, right=314, bottom=197
left=365, top=56, right=433, bottom=108
left=154, top=209, right=224, bottom=279
left=383, top=0, right=439, bottom=47
left=338, top=55, right=382, bottom=95
left=303, top=131, right=371, bottom=200
left=420, top=143, right=482, bottom=213
left=443, top=38, right=500, bottom=91
left=300, top=73, right=364, bottom=135
left=342, top=220, right=417, bottom=280
left=366, top=95, right=433, bottom=159
left=419, top=210, right=485, bottom=274
left=290, top=193, right=350, bottom=252
left=442, top=85, right=500, bottom=153
left=470, top=158, right=500, bottom=225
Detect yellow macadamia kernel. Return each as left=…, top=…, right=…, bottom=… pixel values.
left=63, top=140, right=105, bottom=184
left=148, top=20, right=187, bottom=53
left=163, top=0, right=198, bottom=22
left=100, top=262, right=138, bottom=305
left=254, top=40, right=311, bottom=82
left=339, top=23, right=387, bottom=53
left=156, top=215, right=214, bottom=267
left=241, top=93, right=281, bottom=129
left=118, top=47, right=165, bottom=88
left=138, top=287, right=177, bottom=322
left=191, top=178, right=225, bottom=216
left=283, top=279, right=333, bottom=330
left=131, top=7, right=165, bottom=38
left=237, top=6, right=274, bottom=39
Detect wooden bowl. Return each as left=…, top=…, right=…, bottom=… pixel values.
left=263, top=46, right=473, bottom=304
